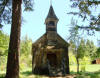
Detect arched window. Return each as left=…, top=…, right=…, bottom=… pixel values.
left=49, top=21, right=55, bottom=26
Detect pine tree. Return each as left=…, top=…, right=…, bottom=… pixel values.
left=86, top=40, right=97, bottom=61
left=5, top=0, right=22, bottom=78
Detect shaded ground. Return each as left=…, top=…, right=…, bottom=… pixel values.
left=1, top=70, right=100, bottom=78
left=1, top=65, right=100, bottom=78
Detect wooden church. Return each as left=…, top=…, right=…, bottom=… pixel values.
left=32, top=5, right=70, bottom=76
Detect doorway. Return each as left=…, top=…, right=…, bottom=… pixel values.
left=47, top=53, right=57, bottom=66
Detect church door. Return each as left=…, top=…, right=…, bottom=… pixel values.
left=47, top=53, right=57, bottom=67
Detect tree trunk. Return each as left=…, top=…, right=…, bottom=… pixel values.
left=5, top=0, right=22, bottom=78
left=75, top=48, right=79, bottom=73
left=76, top=56, right=79, bottom=73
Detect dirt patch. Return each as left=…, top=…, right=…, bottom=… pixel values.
left=49, top=75, right=76, bottom=78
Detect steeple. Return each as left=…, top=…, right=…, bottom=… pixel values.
left=45, top=5, right=59, bottom=45
left=46, top=5, right=58, bottom=21
left=45, top=5, right=59, bottom=32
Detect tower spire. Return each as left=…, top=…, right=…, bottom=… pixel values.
left=45, top=5, right=58, bottom=21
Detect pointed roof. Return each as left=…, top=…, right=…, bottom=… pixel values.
left=46, top=5, right=58, bottom=20
left=33, top=33, right=69, bottom=48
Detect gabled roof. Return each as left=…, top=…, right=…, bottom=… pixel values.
left=56, top=34, right=69, bottom=47
left=46, top=5, right=58, bottom=20
left=33, top=33, right=69, bottom=48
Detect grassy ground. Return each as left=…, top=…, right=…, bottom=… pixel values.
left=70, top=64, right=100, bottom=72
left=70, top=64, right=100, bottom=78
left=0, top=64, right=100, bottom=78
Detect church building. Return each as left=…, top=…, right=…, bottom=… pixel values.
left=32, top=5, right=70, bottom=76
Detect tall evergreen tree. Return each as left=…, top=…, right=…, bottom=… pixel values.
left=5, top=0, right=22, bottom=78
left=4, top=0, right=34, bottom=78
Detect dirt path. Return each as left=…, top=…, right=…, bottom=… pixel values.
left=49, top=75, right=76, bottom=78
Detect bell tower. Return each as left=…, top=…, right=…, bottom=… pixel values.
left=45, top=5, right=59, bottom=45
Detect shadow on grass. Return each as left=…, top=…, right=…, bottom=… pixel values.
left=21, top=70, right=32, bottom=76
left=20, top=70, right=100, bottom=78
left=85, top=71, right=100, bottom=78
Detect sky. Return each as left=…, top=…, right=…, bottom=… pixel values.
left=2, top=0, right=100, bottom=46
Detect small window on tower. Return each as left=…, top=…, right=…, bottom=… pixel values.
left=49, top=21, right=55, bottom=26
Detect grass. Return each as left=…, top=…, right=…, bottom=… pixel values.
left=70, top=64, right=100, bottom=72
left=0, top=64, right=100, bottom=78
left=70, top=64, right=100, bottom=78
left=0, top=72, right=5, bottom=78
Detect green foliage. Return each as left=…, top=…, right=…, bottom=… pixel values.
left=0, top=31, right=9, bottom=55
left=20, top=35, right=32, bottom=71
left=0, top=31, right=9, bottom=69
left=0, top=32, right=33, bottom=72
left=69, top=40, right=75, bottom=53
left=77, top=39, right=86, bottom=59
left=69, top=19, right=86, bottom=60
left=69, top=52, right=76, bottom=65
left=69, top=0, right=100, bottom=33
left=68, top=18, right=98, bottom=64
left=96, top=47, right=100, bottom=58
left=23, top=0, right=34, bottom=11
left=69, top=21, right=97, bottom=71
left=0, top=31, right=9, bottom=56
left=0, top=31, right=9, bottom=53
left=69, top=38, right=97, bottom=65
left=69, top=20, right=86, bottom=72
left=0, top=0, right=34, bottom=27
left=68, top=19, right=80, bottom=43
left=20, top=35, right=32, bottom=56
left=85, top=40, right=97, bottom=60
left=0, top=0, right=12, bottom=27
